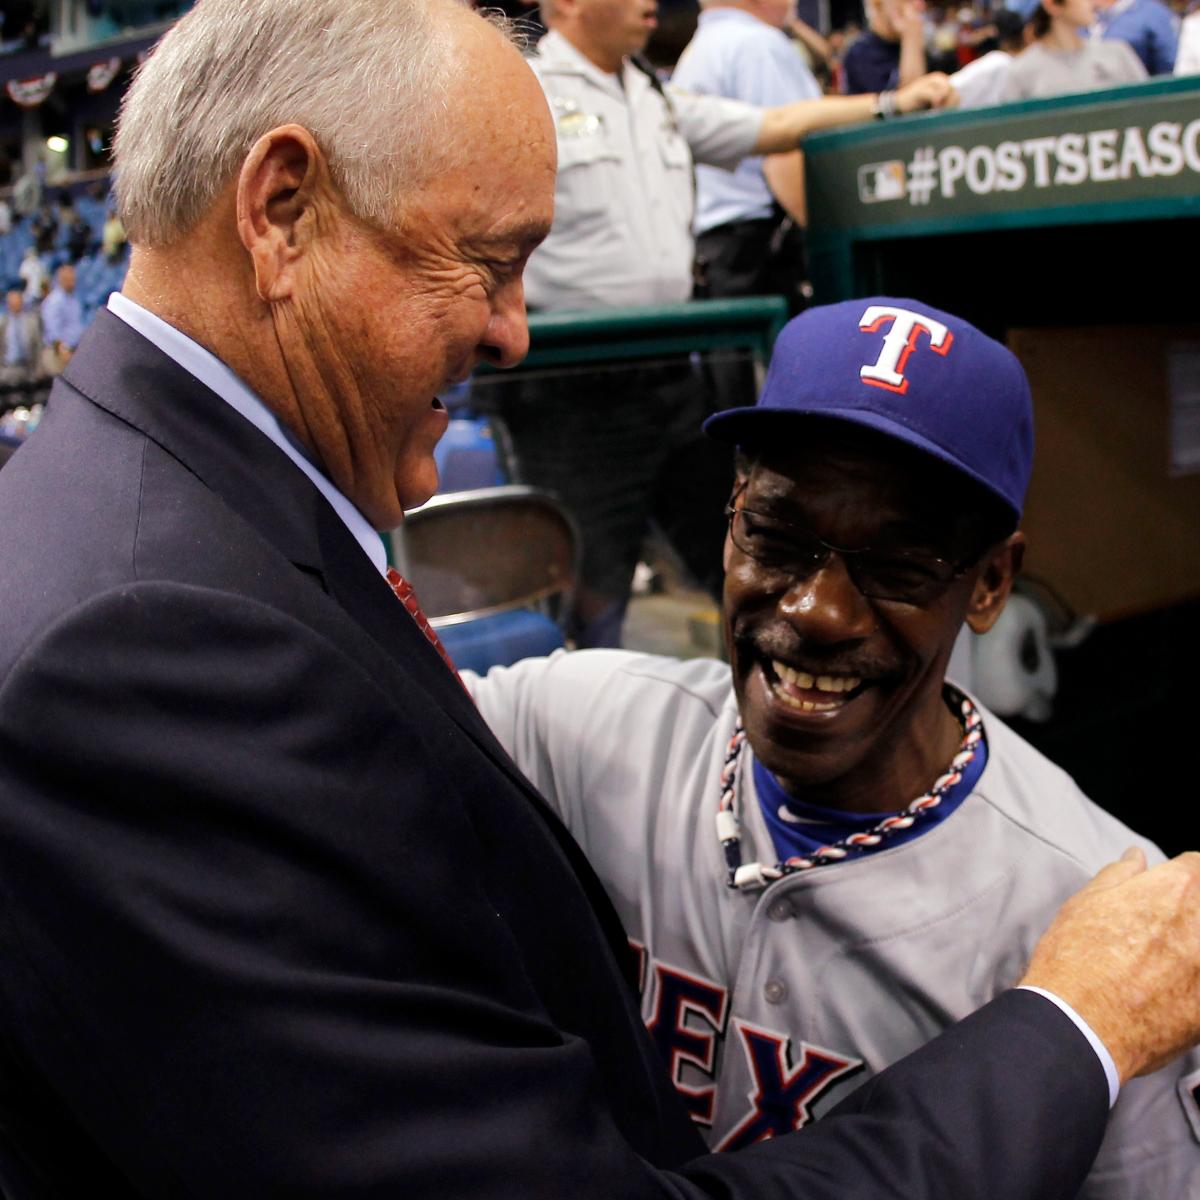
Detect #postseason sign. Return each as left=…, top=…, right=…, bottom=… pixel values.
left=808, top=86, right=1200, bottom=230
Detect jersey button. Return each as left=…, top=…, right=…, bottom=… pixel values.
left=767, top=899, right=793, bottom=922
left=763, top=979, right=787, bottom=1005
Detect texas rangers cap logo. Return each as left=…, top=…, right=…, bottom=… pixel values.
left=701, top=295, right=1035, bottom=523
left=858, top=304, right=954, bottom=395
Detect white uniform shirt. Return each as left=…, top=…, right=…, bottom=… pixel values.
left=523, top=31, right=763, bottom=311
left=1175, top=10, right=1200, bottom=74
left=468, top=649, right=1200, bottom=1197
left=949, top=49, right=1016, bottom=109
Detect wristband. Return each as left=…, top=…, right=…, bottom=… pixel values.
left=872, top=90, right=898, bottom=120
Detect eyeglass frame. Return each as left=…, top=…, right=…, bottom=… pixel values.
left=724, top=482, right=982, bottom=606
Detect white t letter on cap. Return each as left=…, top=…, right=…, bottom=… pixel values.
left=858, top=305, right=954, bottom=395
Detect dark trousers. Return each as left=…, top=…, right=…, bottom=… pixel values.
left=695, top=213, right=809, bottom=416
left=484, top=359, right=733, bottom=648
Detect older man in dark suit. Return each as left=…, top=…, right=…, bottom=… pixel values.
left=0, top=0, right=1199, bottom=1196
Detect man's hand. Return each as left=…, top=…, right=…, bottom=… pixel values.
left=1020, top=849, right=1200, bottom=1083
left=892, top=0, right=929, bottom=87
left=893, top=0, right=927, bottom=42
left=895, top=71, right=955, bottom=113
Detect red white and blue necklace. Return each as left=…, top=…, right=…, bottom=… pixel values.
left=716, top=688, right=984, bottom=891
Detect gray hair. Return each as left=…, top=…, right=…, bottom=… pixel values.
left=114, top=0, right=481, bottom=246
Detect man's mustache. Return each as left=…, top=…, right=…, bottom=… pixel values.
left=733, top=623, right=906, bottom=684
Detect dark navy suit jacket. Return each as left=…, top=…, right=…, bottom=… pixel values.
left=0, top=311, right=1108, bottom=1197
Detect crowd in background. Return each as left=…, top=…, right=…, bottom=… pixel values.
left=747, top=0, right=1193, bottom=104
left=0, top=0, right=1195, bottom=449
left=0, top=179, right=126, bottom=423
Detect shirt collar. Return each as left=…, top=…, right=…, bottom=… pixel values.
left=537, top=29, right=639, bottom=98
left=106, top=292, right=388, bottom=576
left=697, top=8, right=773, bottom=28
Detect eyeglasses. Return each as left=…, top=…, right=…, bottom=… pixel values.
left=725, top=494, right=976, bottom=605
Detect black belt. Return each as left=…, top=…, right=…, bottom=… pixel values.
left=698, top=215, right=779, bottom=239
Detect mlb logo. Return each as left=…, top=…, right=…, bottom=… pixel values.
left=858, top=161, right=907, bottom=204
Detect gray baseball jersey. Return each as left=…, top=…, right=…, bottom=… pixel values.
left=466, top=649, right=1200, bottom=1198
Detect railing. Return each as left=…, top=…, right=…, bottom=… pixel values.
left=475, top=296, right=789, bottom=376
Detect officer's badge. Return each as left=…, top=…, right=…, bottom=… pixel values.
left=552, top=96, right=603, bottom=139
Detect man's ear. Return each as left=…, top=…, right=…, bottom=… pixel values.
left=965, top=531, right=1025, bottom=635
left=235, top=124, right=329, bottom=303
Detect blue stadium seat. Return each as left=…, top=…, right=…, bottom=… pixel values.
left=437, top=610, right=565, bottom=674
left=392, top=485, right=578, bottom=674
left=433, top=417, right=506, bottom=493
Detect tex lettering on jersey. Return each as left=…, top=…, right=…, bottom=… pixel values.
left=636, top=946, right=863, bottom=1138
left=858, top=304, right=953, bottom=394
left=644, top=959, right=730, bottom=1126
left=716, top=1019, right=864, bottom=1151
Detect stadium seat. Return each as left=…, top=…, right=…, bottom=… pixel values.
left=390, top=485, right=579, bottom=673
left=435, top=609, right=566, bottom=675
left=433, top=416, right=505, bottom=493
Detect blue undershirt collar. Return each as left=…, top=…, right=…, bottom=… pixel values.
left=753, top=701, right=989, bottom=864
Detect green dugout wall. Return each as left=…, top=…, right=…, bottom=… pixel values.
left=803, top=74, right=1200, bottom=334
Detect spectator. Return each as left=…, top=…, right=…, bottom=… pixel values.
left=786, top=14, right=836, bottom=85
left=18, top=246, right=48, bottom=304
left=929, top=4, right=963, bottom=71
left=1092, top=0, right=1179, bottom=74
left=950, top=8, right=1029, bottom=105
left=101, top=208, right=127, bottom=262
left=841, top=0, right=928, bottom=92
left=30, top=204, right=57, bottom=255
left=39, top=263, right=85, bottom=375
left=11, top=167, right=41, bottom=218
left=66, top=213, right=93, bottom=262
left=57, top=188, right=76, bottom=227
left=825, top=23, right=860, bottom=91
left=673, top=0, right=823, bottom=313
left=0, top=284, right=43, bottom=389
left=1001, top=0, right=1145, bottom=98
left=1176, top=4, right=1200, bottom=69
left=0, top=198, right=11, bottom=237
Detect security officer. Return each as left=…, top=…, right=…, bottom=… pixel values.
left=489, top=0, right=952, bottom=647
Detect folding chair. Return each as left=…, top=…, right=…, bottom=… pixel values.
left=391, top=485, right=579, bottom=674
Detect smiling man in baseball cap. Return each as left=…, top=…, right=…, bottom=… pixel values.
left=704, top=297, right=1031, bottom=836
left=469, top=297, right=1200, bottom=1196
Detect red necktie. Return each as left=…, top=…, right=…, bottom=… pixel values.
left=385, top=566, right=464, bottom=684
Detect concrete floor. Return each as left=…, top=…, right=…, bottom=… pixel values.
left=623, top=585, right=723, bottom=661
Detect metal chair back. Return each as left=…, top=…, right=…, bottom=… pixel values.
left=392, top=485, right=579, bottom=630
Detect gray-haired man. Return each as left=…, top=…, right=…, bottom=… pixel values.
left=0, top=2, right=1199, bottom=1197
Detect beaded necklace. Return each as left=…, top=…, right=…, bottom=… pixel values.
left=716, top=687, right=983, bottom=891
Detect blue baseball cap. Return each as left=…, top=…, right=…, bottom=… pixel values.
left=704, top=296, right=1034, bottom=523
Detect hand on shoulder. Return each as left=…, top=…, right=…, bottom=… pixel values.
left=1021, top=848, right=1200, bottom=1081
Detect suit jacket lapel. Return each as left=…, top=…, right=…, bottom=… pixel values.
left=58, top=311, right=580, bottom=815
